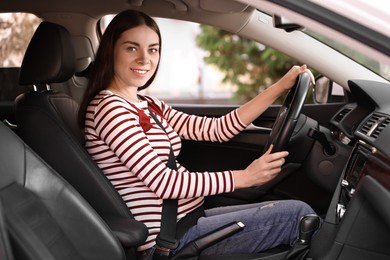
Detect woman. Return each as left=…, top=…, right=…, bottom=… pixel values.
left=78, top=9, right=316, bottom=258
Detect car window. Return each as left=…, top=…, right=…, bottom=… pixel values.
left=0, top=13, right=41, bottom=100
left=99, top=15, right=312, bottom=105
left=0, top=13, right=41, bottom=67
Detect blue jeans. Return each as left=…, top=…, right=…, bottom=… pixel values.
left=173, top=199, right=315, bottom=256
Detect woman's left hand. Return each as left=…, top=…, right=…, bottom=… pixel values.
left=278, top=64, right=315, bottom=91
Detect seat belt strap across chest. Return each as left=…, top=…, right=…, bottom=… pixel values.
left=148, top=108, right=178, bottom=258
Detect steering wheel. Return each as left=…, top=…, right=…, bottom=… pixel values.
left=264, top=72, right=311, bottom=153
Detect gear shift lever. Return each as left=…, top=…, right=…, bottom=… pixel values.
left=284, top=214, right=322, bottom=260
left=298, top=214, right=322, bottom=245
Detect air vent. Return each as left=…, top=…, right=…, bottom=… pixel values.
left=334, top=108, right=352, bottom=122
left=360, top=114, right=380, bottom=135
left=360, top=113, right=390, bottom=139
left=372, top=117, right=390, bottom=138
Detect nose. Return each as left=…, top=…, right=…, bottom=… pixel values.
left=136, top=51, right=150, bottom=65
left=137, top=59, right=149, bottom=65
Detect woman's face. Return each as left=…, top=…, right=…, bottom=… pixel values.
left=113, top=25, right=160, bottom=89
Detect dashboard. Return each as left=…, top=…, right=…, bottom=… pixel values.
left=330, top=80, right=390, bottom=155
left=309, top=79, right=390, bottom=259
left=329, top=79, right=390, bottom=221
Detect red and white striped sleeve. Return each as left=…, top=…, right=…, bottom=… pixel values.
left=145, top=96, right=247, bottom=142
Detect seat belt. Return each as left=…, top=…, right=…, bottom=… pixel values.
left=148, top=108, right=178, bottom=259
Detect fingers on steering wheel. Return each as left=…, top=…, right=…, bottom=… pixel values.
left=264, top=144, right=273, bottom=155
left=300, top=64, right=315, bottom=85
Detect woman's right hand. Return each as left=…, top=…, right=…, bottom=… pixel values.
left=233, top=145, right=289, bottom=189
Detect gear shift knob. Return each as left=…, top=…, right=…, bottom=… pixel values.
left=298, top=214, right=321, bottom=245
left=283, top=214, right=322, bottom=259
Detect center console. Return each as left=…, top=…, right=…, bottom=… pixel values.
left=336, top=140, right=390, bottom=223
left=336, top=141, right=373, bottom=221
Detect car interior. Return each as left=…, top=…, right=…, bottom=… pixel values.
left=0, top=0, right=389, bottom=260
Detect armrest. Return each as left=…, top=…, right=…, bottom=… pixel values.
left=104, top=215, right=148, bottom=248
left=170, top=221, right=245, bottom=260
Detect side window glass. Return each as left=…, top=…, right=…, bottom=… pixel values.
left=99, top=16, right=312, bottom=105
left=0, top=13, right=41, bottom=124
left=1, top=13, right=41, bottom=67
left=0, top=13, right=41, bottom=101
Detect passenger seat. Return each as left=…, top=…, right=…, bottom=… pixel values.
left=0, top=121, right=126, bottom=260
left=0, top=199, right=13, bottom=260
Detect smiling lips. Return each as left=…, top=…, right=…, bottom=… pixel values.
left=131, top=68, right=148, bottom=75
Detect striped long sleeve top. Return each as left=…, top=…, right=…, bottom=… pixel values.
left=84, top=90, right=247, bottom=251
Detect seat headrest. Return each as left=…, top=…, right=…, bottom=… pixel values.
left=19, top=21, right=75, bottom=85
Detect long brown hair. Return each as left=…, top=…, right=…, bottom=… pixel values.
left=78, top=9, right=162, bottom=127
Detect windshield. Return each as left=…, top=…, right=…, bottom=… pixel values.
left=305, top=30, right=390, bottom=81
left=307, top=0, right=390, bottom=81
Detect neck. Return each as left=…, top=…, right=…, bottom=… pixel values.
left=112, top=90, right=140, bottom=103
left=108, top=80, right=140, bottom=103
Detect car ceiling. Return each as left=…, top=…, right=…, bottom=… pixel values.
left=0, top=0, right=255, bottom=31
left=1, top=0, right=388, bottom=62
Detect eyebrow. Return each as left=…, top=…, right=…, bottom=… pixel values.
left=122, top=41, right=160, bottom=48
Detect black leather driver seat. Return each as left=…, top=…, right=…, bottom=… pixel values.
left=15, top=21, right=148, bottom=258
left=0, top=122, right=125, bottom=260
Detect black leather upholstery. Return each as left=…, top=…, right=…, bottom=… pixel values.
left=0, top=122, right=125, bottom=260
left=19, top=21, right=75, bottom=85
left=0, top=199, right=14, bottom=260
left=15, top=21, right=148, bottom=256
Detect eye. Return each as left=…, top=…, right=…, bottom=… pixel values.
left=149, top=48, right=159, bottom=54
left=126, top=46, right=137, bottom=52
